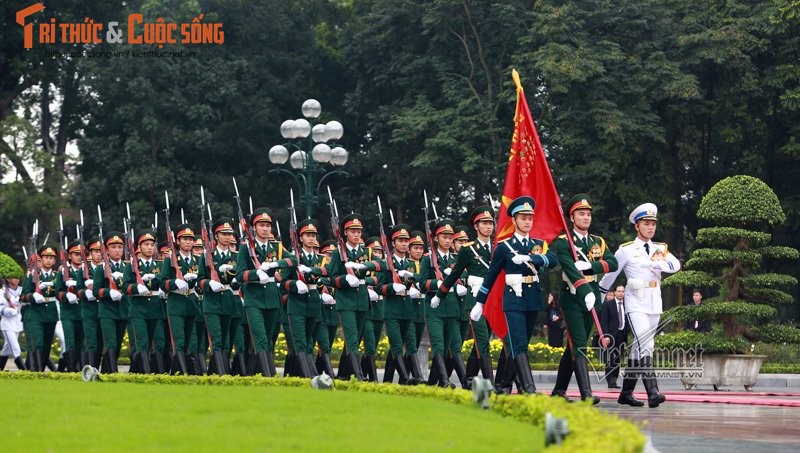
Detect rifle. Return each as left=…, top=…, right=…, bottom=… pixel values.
left=163, top=192, right=184, bottom=280
left=78, top=210, right=90, bottom=280
left=423, top=190, right=444, bottom=281
left=204, top=195, right=216, bottom=250
left=58, top=214, right=70, bottom=281
left=389, top=209, right=396, bottom=228
left=288, top=189, right=306, bottom=283
left=96, top=206, right=118, bottom=291
left=232, top=177, right=261, bottom=268
left=376, top=196, right=401, bottom=284
left=199, top=186, right=220, bottom=282
left=27, top=220, right=42, bottom=294
left=275, top=219, right=282, bottom=244
left=326, top=186, right=354, bottom=276
left=124, top=202, right=145, bottom=286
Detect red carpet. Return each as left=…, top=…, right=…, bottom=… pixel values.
left=565, top=390, right=800, bottom=407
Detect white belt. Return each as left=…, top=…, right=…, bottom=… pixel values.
left=466, top=276, right=484, bottom=287
left=359, top=279, right=366, bottom=285
left=132, top=291, right=158, bottom=297
left=627, top=278, right=659, bottom=289
left=170, top=290, right=192, bottom=296
left=42, top=297, right=57, bottom=303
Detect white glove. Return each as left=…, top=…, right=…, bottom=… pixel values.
left=574, top=260, right=592, bottom=271
left=584, top=292, right=596, bottom=311
left=321, top=293, right=335, bottom=305
left=298, top=264, right=312, bottom=274
left=408, top=286, right=421, bottom=299
left=183, top=272, right=198, bottom=282
left=512, top=255, right=531, bottom=264
left=156, top=289, right=165, bottom=298
left=66, top=292, right=78, bottom=304
left=209, top=280, right=224, bottom=292
left=218, top=264, right=234, bottom=273
left=256, top=269, right=270, bottom=284
left=345, top=261, right=366, bottom=271
left=142, top=273, right=156, bottom=282
left=230, top=278, right=238, bottom=285
left=470, top=303, right=483, bottom=321
left=397, top=270, right=414, bottom=279
left=85, top=279, right=93, bottom=289
left=109, top=289, right=123, bottom=301
left=430, top=295, right=440, bottom=309
left=296, top=280, right=309, bottom=294
left=65, top=279, right=77, bottom=288
left=368, top=288, right=379, bottom=301
left=392, top=283, right=407, bottom=295
left=33, top=292, right=45, bottom=303
left=345, top=274, right=360, bottom=288
left=137, top=284, right=149, bottom=295
left=260, top=261, right=279, bottom=271
left=85, top=289, right=96, bottom=301
left=174, top=279, right=189, bottom=291
left=3, top=307, right=18, bottom=317
left=111, top=271, right=124, bottom=280
left=456, top=284, right=468, bottom=297
left=443, top=267, right=452, bottom=276
left=39, top=281, right=54, bottom=290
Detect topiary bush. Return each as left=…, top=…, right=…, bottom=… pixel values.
left=0, top=251, right=24, bottom=280
left=661, top=175, right=798, bottom=352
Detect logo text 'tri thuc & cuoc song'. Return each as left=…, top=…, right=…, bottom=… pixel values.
left=16, top=3, right=224, bottom=49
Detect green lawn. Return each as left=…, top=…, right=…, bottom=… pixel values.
left=5, top=379, right=543, bottom=451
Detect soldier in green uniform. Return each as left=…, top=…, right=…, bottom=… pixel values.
left=81, top=240, right=103, bottom=368
left=122, top=229, right=163, bottom=374
left=436, top=206, right=496, bottom=386
left=20, top=245, right=62, bottom=372
left=424, top=220, right=465, bottom=388
left=405, top=231, right=428, bottom=381
left=328, top=213, right=383, bottom=381
left=55, top=240, right=87, bottom=371
left=360, top=237, right=385, bottom=382
left=281, top=219, right=330, bottom=378
left=227, top=237, right=248, bottom=376
left=314, top=240, right=338, bottom=377
left=152, top=241, right=171, bottom=373
left=159, top=223, right=201, bottom=375
left=235, top=208, right=296, bottom=377
left=376, top=224, right=425, bottom=385
left=550, top=194, right=618, bottom=404
left=189, top=237, right=208, bottom=375
left=195, top=218, right=238, bottom=375
left=93, top=232, right=129, bottom=373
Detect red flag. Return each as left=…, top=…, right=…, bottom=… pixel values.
left=483, top=70, right=566, bottom=339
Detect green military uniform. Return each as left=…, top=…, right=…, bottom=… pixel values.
left=159, top=223, right=202, bottom=375
left=551, top=195, right=618, bottom=403
left=196, top=218, right=239, bottom=375
left=56, top=242, right=86, bottom=372
left=154, top=242, right=172, bottom=373
left=408, top=232, right=427, bottom=356
left=122, top=230, right=163, bottom=374
left=436, top=206, right=496, bottom=385
left=20, top=245, right=61, bottom=372
left=376, top=225, right=425, bottom=385
left=93, top=232, right=129, bottom=373
left=313, top=240, right=339, bottom=377
left=421, top=220, right=462, bottom=388
left=190, top=237, right=208, bottom=375
left=328, top=213, right=383, bottom=381
left=235, top=208, right=296, bottom=377
left=81, top=241, right=104, bottom=368
left=360, top=236, right=385, bottom=382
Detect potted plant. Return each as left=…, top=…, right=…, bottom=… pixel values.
left=657, top=175, right=799, bottom=390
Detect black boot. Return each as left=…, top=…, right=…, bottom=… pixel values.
left=208, top=351, right=225, bottom=376
left=186, top=353, right=199, bottom=375
left=317, top=353, right=335, bottom=378
left=513, top=353, right=537, bottom=394
left=551, top=352, right=574, bottom=401
left=45, top=355, right=57, bottom=372
left=337, top=352, right=352, bottom=380
left=494, top=353, right=517, bottom=394
left=0, top=355, right=8, bottom=371
left=618, top=359, right=644, bottom=407
left=68, top=351, right=80, bottom=372
left=230, top=353, right=245, bottom=376
left=14, top=356, right=27, bottom=371
left=267, top=352, right=277, bottom=376
left=431, top=354, right=455, bottom=388
left=171, top=352, right=189, bottom=375
left=152, top=352, right=166, bottom=374
left=395, top=354, right=418, bottom=385
left=284, top=354, right=297, bottom=377
left=347, top=352, right=366, bottom=381
left=196, top=353, right=208, bottom=375
left=56, top=356, right=67, bottom=372
left=479, top=356, right=495, bottom=385
left=445, top=355, right=454, bottom=378
left=295, top=352, right=313, bottom=378
left=31, top=351, right=44, bottom=372
left=452, top=354, right=470, bottom=389
left=138, top=351, right=152, bottom=374
left=86, top=351, right=98, bottom=370
left=466, top=353, right=479, bottom=379
left=304, top=352, right=319, bottom=377
left=101, top=349, right=118, bottom=374
left=574, top=355, right=599, bottom=405
left=80, top=352, right=89, bottom=369
left=222, top=351, right=231, bottom=375
left=366, top=355, right=378, bottom=382
left=255, top=351, right=272, bottom=377
left=641, top=356, right=666, bottom=407
left=407, top=354, right=425, bottom=384
left=383, top=351, right=396, bottom=383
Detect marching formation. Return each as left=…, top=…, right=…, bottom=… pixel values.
left=1, top=183, right=679, bottom=406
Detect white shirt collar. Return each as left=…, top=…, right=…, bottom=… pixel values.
left=394, top=254, right=406, bottom=262
left=347, top=243, right=360, bottom=253
left=255, top=239, right=269, bottom=248
left=477, top=238, right=491, bottom=248
left=514, top=233, right=529, bottom=243
left=573, top=230, right=588, bottom=241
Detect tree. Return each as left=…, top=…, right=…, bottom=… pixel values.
left=661, top=175, right=799, bottom=351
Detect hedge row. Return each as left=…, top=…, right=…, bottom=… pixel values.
left=0, top=371, right=645, bottom=452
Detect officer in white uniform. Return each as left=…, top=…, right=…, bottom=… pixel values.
left=0, top=277, right=26, bottom=370
left=599, top=203, right=680, bottom=407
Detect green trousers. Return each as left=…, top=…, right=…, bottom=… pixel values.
left=245, top=307, right=278, bottom=353
left=384, top=318, right=413, bottom=357
left=362, top=318, right=383, bottom=356
left=167, top=314, right=195, bottom=354
left=82, top=315, right=102, bottom=353
left=338, top=310, right=366, bottom=355
left=61, top=319, right=84, bottom=353
left=100, top=318, right=127, bottom=353
left=426, top=316, right=457, bottom=356
left=205, top=313, right=230, bottom=353
left=315, top=324, right=338, bottom=355
left=229, top=315, right=245, bottom=355
left=25, top=320, right=56, bottom=355
left=129, top=318, right=163, bottom=353
left=412, top=321, right=425, bottom=354
left=288, top=314, right=318, bottom=355
left=562, top=296, right=595, bottom=360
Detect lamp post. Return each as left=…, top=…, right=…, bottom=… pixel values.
left=268, top=99, right=349, bottom=219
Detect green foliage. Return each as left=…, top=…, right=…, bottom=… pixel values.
left=662, top=270, right=717, bottom=287
left=758, top=246, right=800, bottom=260
left=745, top=288, right=796, bottom=305
left=655, top=329, right=749, bottom=354
left=752, top=324, right=800, bottom=344
left=740, top=273, right=798, bottom=288
left=697, top=176, right=786, bottom=228
left=0, top=252, right=24, bottom=280
left=695, top=227, right=772, bottom=248
left=0, top=372, right=646, bottom=452
left=663, top=299, right=776, bottom=324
